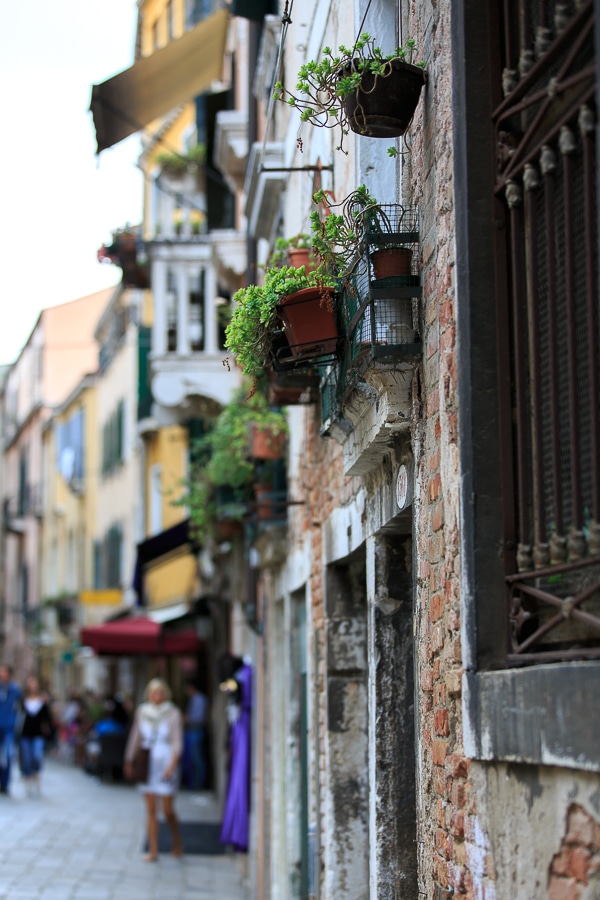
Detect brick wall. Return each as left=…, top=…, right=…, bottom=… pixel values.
left=406, top=0, right=491, bottom=895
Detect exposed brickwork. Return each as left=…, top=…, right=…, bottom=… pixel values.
left=548, top=804, right=600, bottom=899
left=405, top=0, right=490, bottom=893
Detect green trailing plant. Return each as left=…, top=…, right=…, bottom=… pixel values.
left=225, top=264, right=336, bottom=379
left=174, top=385, right=288, bottom=542
left=310, top=184, right=383, bottom=275
left=155, top=143, right=206, bottom=176
left=175, top=466, right=217, bottom=544
left=268, top=233, right=312, bottom=267
left=274, top=34, right=425, bottom=153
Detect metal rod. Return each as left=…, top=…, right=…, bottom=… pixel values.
left=492, top=3, right=592, bottom=119
left=259, top=166, right=333, bottom=173
left=582, top=117, right=600, bottom=521
left=562, top=132, right=583, bottom=529
left=524, top=173, right=546, bottom=549
left=506, top=553, right=600, bottom=582
left=497, top=82, right=596, bottom=187
left=509, top=195, right=531, bottom=553
left=542, top=152, right=564, bottom=536
left=508, top=647, right=600, bottom=664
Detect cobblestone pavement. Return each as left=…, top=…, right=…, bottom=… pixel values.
left=0, top=758, right=249, bottom=899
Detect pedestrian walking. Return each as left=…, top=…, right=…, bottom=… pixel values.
left=183, top=679, right=208, bottom=790
left=124, top=678, right=183, bottom=862
left=19, top=674, right=53, bottom=796
left=0, top=664, right=21, bottom=795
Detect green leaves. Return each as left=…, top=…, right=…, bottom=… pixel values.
left=273, top=34, right=425, bottom=154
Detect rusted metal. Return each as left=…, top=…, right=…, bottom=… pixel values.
left=541, top=145, right=564, bottom=538
left=507, top=184, right=531, bottom=566
left=523, top=165, right=546, bottom=553
left=492, top=2, right=593, bottom=120
left=581, top=108, right=600, bottom=523
left=495, top=0, right=599, bottom=662
left=561, top=126, right=582, bottom=530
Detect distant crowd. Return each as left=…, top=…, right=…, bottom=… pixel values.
left=0, top=665, right=209, bottom=798
left=0, top=663, right=137, bottom=796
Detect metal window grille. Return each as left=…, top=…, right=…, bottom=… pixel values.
left=493, top=0, right=600, bottom=662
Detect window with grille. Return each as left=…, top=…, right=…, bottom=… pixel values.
left=493, top=0, right=600, bottom=663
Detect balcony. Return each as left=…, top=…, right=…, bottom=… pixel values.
left=244, top=142, right=286, bottom=241
left=148, top=243, right=242, bottom=418
left=97, top=226, right=149, bottom=289
left=214, top=110, right=249, bottom=194
left=4, top=484, right=44, bottom=532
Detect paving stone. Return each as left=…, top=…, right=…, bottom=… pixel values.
left=0, top=760, right=248, bottom=900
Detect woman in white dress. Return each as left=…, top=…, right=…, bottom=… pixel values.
left=124, top=678, right=183, bottom=861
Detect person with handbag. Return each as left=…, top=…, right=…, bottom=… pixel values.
left=0, top=664, right=21, bottom=795
left=19, top=674, right=53, bottom=797
left=124, top=678, right=183, bottom=862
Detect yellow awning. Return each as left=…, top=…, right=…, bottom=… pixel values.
left=79, top=589, right=123, bottom=606
left=90, top=8, right=230, bottom=153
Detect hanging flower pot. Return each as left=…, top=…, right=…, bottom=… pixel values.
left=370, top=247, right=413, bottom=280
left=278, top=287, right=338, bottom=358
left=343, top=59, right=427, bottom=138
left=251, top=425, right=286, bottom=460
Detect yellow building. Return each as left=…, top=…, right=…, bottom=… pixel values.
left=86, top=1, right=245, bottom=728
left=40, top=372, right=120, bottom=693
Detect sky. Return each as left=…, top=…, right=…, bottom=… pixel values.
left=0, top=0, right=143, bottom=366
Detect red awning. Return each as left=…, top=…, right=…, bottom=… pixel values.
left=80, top=617, right=200, bottom=656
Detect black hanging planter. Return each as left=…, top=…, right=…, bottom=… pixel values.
left=342, top=59, right=427, bottom=138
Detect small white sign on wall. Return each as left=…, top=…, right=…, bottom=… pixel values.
left=396, top=463, right=414, bottom=511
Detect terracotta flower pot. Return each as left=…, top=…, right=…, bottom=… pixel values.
left=217, top=519, right=243, bottom=540
left=370, top=247, right=413, bottom=280
left=343, top=59, right=427, bottom=138
left=268, top=368, right=320, bottom=405
left=253, top=483, right=273, bottom=520
left=288, top=248, right=316, bottom=273
left=251, top=426, right=286, bottom=460
left=278, top=287, right=338, bottom=358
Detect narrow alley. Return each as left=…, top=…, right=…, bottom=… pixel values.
left=0, top=758, right=248, bottom=900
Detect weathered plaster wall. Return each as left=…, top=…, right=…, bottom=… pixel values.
left=474, top=762, right=600, bottom=900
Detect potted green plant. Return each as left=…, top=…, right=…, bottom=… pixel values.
left=208, top=387, right=288, bottom=477
left=269, top=234, right=314, bottom=271
left=264, top=265, right=338, bottom=360
left=155, top=143, right=206, bottom=178
left=225, top=264, right=338, bottom=379
left=274, top=34, right=426, bottom=153
left=310, top=185, right=376, bottom=276
left=174, top=386, right=288, bottom=540
left=312, top=186, right=415, bottom=280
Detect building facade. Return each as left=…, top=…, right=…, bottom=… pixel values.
left=0, top=1, right=595, bottom=898
left=1, top=289, right=112, bottom=682
left=213, top=1, right=600, bottom=898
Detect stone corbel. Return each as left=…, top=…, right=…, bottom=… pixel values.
left=334, top=366, right=415, bottom=476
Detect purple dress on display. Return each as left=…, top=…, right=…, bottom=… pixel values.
left=220, top=663, right=252, bottom=851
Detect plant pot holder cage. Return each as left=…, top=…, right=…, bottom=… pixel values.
left=321, top=204, right=422, bottom=428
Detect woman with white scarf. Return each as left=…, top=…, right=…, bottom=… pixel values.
left=19, top=675, right=53, bottom=796
left=124, top=678, right=183, bottom=861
